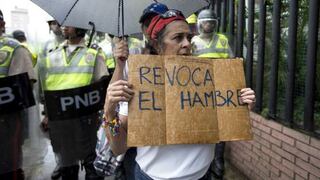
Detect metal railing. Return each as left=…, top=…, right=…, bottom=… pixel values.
left=213, top=0, right=319, bottom=136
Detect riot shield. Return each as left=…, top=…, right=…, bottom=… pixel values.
left=43, top=76, right=111, bottom=167
left=0, top=73, right=35, bottom=113
left=44, top=76, right=111, bottom=121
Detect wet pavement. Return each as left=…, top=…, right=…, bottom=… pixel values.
left=22, top=105, right=246, bottom=180
left=23, top=138, right=246, bottom=180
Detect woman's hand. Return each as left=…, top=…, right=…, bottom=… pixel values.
left=239, top=88, right=256, bottom=110
left=104, top=80, right=134, bottom=118
left=113, top=37, right=129, bottom=67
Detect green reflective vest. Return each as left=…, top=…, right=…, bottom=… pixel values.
left=21, top=42, right=37, bottom=67
left=0, top=37, right=20, bottom=78
left=192, top=33, right=232, bottom=58
left=102, top=37, right=143, bottom=69
left=43, top=46, right=98, bottom=90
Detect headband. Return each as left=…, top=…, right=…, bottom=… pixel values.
left=146, top=14, right=186, bottom=40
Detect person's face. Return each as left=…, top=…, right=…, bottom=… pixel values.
left=49, top=21, right=62, bottom=36
left=201, top=20, right=215, bottom=34
left=157, top=20, right=192, bottom=56
left=62, top=26, right=76, bottom=39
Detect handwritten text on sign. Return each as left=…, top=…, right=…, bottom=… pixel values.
left=128, top=55, right=252, bottom=146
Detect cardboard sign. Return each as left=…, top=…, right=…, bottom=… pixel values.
left=0, top=73, right=35, bottom=113
left=44, top=76, right=111, bottom=121
left=128, top=55, right=252, bottom=146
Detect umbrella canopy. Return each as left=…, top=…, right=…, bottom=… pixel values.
left=31, top=0, right=209, bottom=35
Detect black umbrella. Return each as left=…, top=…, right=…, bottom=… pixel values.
left=31, top=0, right=209, bottom=36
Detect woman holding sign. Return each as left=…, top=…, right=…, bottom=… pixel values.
left=104, top=9, right=255, bottom=180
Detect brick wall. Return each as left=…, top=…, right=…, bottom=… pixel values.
left=227, top=112, right=320, bottom=180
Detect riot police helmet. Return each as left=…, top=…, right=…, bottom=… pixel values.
left=197, top=9, right=218, bottom=34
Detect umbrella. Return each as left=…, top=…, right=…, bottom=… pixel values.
left=31, top=0, right=210, bottom=36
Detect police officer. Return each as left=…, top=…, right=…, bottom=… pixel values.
left=39, top=26, right=108, bottom=180
left=192, top=9, right=234, bottom=180
left=12, top=30, right=38, bottom=67
left=192, top=9, right=233, bottom=58
left=0, top=9, right=36, bottom=180
left=42, top=19, right=64, bottom=57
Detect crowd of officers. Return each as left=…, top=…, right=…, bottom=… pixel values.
left=0, top=5, right=233, bottom=180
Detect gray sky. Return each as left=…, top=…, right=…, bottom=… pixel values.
left=1, top=0, right=52, bottom=43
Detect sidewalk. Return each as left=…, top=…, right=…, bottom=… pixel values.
left=223, top=160, right=248, bottom=180
left=23, top=139, right=247, bottom=180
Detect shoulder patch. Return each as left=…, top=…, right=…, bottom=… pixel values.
left=85, top=53, right=96, bottom=64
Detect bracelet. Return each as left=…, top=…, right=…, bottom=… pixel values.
left=103, top=113, right=121, bottom=136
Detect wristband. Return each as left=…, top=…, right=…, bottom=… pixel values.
left=103, top=113, right=121, bottom=136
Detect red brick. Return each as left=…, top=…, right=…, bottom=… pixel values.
left=310, top=137, right=320, bottom=150
left=261, top=146, right=282, bottom=162
left=261, top=131, right=282, bottom=147
left=262, top=119, right=283, bottom=131
left=242, top=159, right=254, bottom=174
left=283, top=127, right=310, bottom=144
left=271, top=159, right=294, bottom=178
left=259, top=150, right=271, bottom=162
left=248, top=150, right=259, bottom=162
left=271, top=144, right=295, bottom=162
left=282, top=142, right=309, bottom=161
left=230, top=150, right=244, bottom=163
left=270, top=172, right=280, bottom=179
left=309, top=173, right=320, bottom=180
left=282, top=159, right=308, bottom=179
left=256, top=162, right=270, bottom=178
left=270, top=164, right=281, bottom=176
left=238, top=149, right=252, bottom=162
left=256, top=123, right=272, bottom=134
left=252, top=127, right=261, bottom=136
left=310, top=156, right=320, bottom=169
left=271, top=129, right=295, bottom=146
left=296, top=158, right=320, bottom=177
left=280, top=172, right=293, bottom=180
left=296, top=141, right=320, bottom=159
left=255, top=134, right=271, bottom=148
left=239, top=141, right=253, bottom=150
left=248, top=171, right=260, bottom=180
left=252, top=140, right=261, bottom=149
left=250, top=112, right=261, bottom=122
left=295, top=174, right=307, bottom=180
left=253, top=146, right=261, bottom=155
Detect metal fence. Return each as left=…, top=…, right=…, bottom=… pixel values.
left=212, top=0, right=319, bottom=136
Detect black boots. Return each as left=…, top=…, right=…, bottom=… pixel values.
left=84, top=163, right=104, bottom=180
left=0, top=169, right=25, bottom=180
left=51, top=165, right=61, bottom=180
left=212, top=142, right=225, bottom=179
left=60, top=165, right=79, bottom=180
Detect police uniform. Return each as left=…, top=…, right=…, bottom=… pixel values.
left=99, top=36, right=143, bottom=75
left=0, top=36, right=36, bottom=178
left=192, top=33, right=233, bottom=58
left=39, top=40, right=108, bottom=179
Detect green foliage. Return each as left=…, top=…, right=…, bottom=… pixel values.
left=249, top=0, right=319, bottom=132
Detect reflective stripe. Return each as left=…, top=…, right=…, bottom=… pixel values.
left=198, top=53, right=229, bottom=58
left=70, top=48, right=87, bottom=66
left=106, top=57, right=115, bottom=68
left=46, top=66, right=94, bottom=74
left=193, top=47, right=228, bottom=56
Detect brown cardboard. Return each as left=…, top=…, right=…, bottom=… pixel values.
left=128, top=55, right=252, bottom=146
